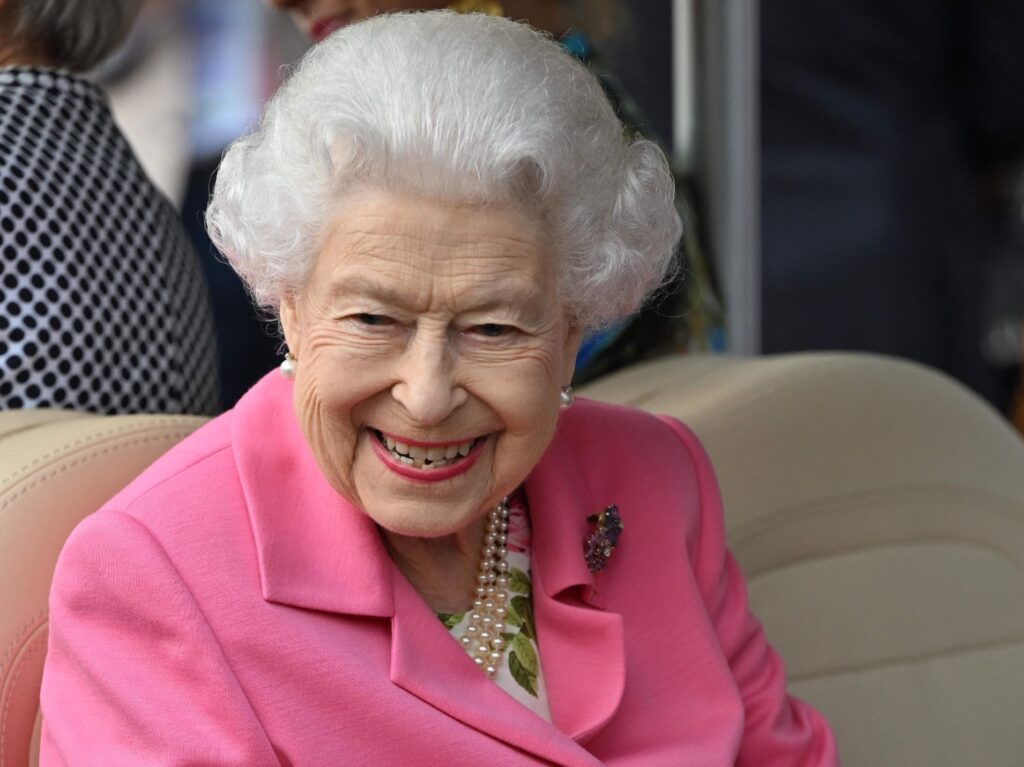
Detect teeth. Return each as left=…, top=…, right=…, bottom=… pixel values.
left=376, top=430, right=483, bottom=469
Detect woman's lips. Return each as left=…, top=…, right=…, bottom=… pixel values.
left=369, top=429, right=489, bottom=483
left=376, top=429, right=478, bottom=453
left=309, top=13, right=355, bottom=42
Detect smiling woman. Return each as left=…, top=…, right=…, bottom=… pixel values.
left=39, top=11, right=837, bottom=765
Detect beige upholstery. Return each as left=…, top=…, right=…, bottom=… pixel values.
left=0, top=412, right=207, bottom=767
left=582, top=353, right=1024, bottom=767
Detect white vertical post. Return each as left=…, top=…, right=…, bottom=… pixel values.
left=673, top=0, right=697, bottom=173
left=676, top=0, right=761, bottom=354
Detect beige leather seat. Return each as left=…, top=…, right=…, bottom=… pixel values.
left=583, top=353, right=1024, bottom=767
left=0, top=412, right=207, bottom=767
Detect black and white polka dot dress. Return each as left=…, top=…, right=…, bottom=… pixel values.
left=0, top=68, right=219, bottom=414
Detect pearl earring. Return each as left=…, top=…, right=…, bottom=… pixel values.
left=280, top=352, right=296, bottom=378
left=559, top=385, right=574, bottom=409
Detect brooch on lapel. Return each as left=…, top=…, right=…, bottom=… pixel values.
left=583, top=504, right=623, bottom=573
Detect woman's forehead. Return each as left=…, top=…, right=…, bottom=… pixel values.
left=322, top=191, right=545, bottom=249
left=311, top=192, right=557, bottom=303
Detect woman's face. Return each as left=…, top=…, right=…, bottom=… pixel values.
left=280, top=190, right=580, bottom=538
left=267, top=0, right=450, bottom=42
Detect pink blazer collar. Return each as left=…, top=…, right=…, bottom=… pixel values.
left=231, top=373, right=395, bottom=618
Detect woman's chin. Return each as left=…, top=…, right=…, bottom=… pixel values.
left=353, top=435, right=498, bottom=538
left=366, top=496, right=486, bottom=539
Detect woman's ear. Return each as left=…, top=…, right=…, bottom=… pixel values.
left=278, top=294, right=301, bottom=356
left=560, top=321, right=583, bottom=385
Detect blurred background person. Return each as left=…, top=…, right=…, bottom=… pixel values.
left=0, top=0, right=219, bottom=414
left=761, top=0, right=1024, bottom=410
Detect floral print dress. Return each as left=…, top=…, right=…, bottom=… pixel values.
left=438, top=490, right=552, bottom=722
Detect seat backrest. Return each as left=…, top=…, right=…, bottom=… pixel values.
left=0, top=412, right=207, bottom=767
left=582, top=352, right=1024, bottom=767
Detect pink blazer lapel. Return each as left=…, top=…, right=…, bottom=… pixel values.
left=232, top=373, right=395, bottom=618
left=389, top=570, right=604, bottom=767
left=527, top=428, right=627, bottom=743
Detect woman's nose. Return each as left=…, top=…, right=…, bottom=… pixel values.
left=390, top=336, right=468, bottom=427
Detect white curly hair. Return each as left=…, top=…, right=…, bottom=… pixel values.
left=206, top=10, right=680, bottom=330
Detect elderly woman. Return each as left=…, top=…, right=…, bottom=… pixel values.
left=40, top=12, right=836, bottom=765
left=0, top=0, right=218, bottom=414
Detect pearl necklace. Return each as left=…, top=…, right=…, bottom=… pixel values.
left=459, top=498, right=511, bottom=677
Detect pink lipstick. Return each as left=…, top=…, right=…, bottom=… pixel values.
left=369, top=431, right=488, bottom=483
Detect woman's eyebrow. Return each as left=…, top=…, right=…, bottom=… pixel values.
left=328, top=276, right=411, bottom=306
left=329, top=275, right=546, bottom=311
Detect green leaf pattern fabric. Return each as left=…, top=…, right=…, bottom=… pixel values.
left=438, top=489, right=552, bottom=722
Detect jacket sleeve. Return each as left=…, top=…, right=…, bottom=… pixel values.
left=40, top=509, right=280, bottom=766
left=659, top=416, right=840, bottom=766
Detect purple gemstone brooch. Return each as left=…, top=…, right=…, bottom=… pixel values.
left=583, top=504, right=623, bottom=573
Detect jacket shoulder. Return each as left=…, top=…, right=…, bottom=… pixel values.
left=103, top=411, right=236, bottom=521
left=559, top=396, right=700, bottom=457
left=556, top=397, right=717, bottom=511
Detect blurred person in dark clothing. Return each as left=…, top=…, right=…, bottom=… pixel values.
left=0, top=0, right=219, bottom=413
left=761, top=0, right=1024, bottom=406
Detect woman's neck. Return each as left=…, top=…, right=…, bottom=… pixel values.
left=381, top=515, right=487, bottom=614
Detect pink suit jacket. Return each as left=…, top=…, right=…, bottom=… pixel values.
left=40, top=372, right=837, bottom=765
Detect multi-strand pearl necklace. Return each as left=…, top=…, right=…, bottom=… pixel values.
left=459, top=498, right=511, bottom=677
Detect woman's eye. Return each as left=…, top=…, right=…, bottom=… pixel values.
left=354, top=313, right=393, bottom=327
left=472, top=323, right=511, bottom=338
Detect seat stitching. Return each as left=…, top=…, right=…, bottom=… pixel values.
left=0, top=418, right=201, bottom=490
left=729, top=483, right=1024, bottom=540
left=790, top=633, right=1024, bottom=684
left=729, top=484, right=1024, bottom=577
left=0, top=612, right=45, bottom=683
left=744, top=533, right=1024, bottom=581
left=0, top=432, right=197, bottom=512
left=0, top=626, right=46, bottom=767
